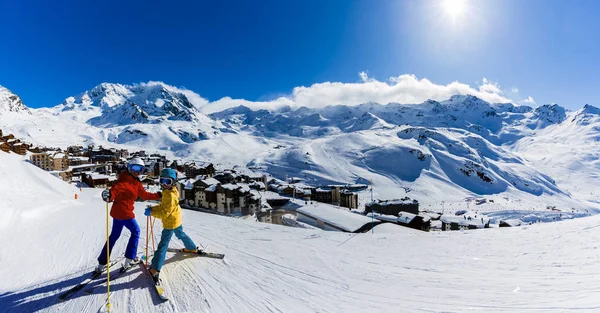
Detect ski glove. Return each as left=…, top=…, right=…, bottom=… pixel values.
left=144, top=206, right=152, bottom=216
left=101, top=189, right=111, bottom=202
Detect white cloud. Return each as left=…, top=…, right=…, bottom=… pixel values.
left=141, top=81, right=209, bottom=108
left=201, top=96, right=294, bottom=114
left=478, top=78, right=503, bottom=95
left=511, top=87, right=519, bottom=93
left=150, top=74, right=522, bottom=114
left=520, top=96, right=536, bottom=104
left=359, top=71, right=375, bottom=83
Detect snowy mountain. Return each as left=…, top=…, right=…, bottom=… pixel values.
left=1, top=149, right=600, bottom=313
left=2, top=83, right=600, bottom=212
left=0, top=82, right=230, bottom=151
left=52, top=82, right=209, bottom=126
left=0, top=85, right=31, bottom=115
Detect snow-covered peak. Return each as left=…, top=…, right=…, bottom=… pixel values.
left=580, top=104, right=600, bottom=115
left=51, top=82, right=210, bottom=127
left=0, top=85, right=32, bottom=114
left=567, top=104, right=600, bottom=126
left=534, top=104, right=567, bottom=125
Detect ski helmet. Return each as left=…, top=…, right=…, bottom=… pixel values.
left=128, top=157, right=145, bottom=174
left=160, top=168, right=177, bottom=181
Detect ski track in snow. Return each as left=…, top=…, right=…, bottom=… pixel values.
left=2, top=149, right=600, bottom=312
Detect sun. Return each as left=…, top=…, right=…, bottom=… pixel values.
left=443, top=0, right=467, bottom=19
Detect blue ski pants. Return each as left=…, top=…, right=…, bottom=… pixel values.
left=151, top=225, right=196, bottom=271
left=97, top=218, right=140, bottom=264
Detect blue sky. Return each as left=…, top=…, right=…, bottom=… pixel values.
left=1, top=0, right=599, bottom=110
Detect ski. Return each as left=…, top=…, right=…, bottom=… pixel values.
left=139, top=262, right=169, bottom=302
left=84, top=260, right=138, bottom=294
left=167, top=248, right=225, bottom=259
left=57, top=260, right=119, bottom=301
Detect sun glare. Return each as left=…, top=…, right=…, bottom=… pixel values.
left=443, top=0, right=466, bottom=19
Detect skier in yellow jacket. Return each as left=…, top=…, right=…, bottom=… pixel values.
left=144, top=168, right=198, bottom=282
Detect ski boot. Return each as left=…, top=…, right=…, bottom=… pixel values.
left=121, top=257, right=141, bottom=272
left=149, top=268, right=161, bottom=284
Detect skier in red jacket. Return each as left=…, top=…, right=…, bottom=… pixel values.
left=96, top=157, right=161, bottom=273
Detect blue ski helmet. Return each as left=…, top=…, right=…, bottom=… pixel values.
left=160, top=168, right=177, bottom=181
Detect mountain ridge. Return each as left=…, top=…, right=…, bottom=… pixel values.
left=2, top=82, right=600, bottom=211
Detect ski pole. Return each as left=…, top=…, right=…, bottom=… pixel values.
left=105, top=202, right=112, bottom=312
left=145, top=216, right=149, bottom=267
left=150, top=217, right=156, bottom=252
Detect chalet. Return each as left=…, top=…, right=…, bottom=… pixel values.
left=28, top=146, right=44, bottom=153
left=169, top=159, right=184, bottom=172
left=184, top=161, right=215, bottom=178
left=81, top=172, right=114, bottom=188
left=296, top=202, right=381, bottom=233
left=0, top=142, right=11, bottom=153
left=213, top=171, right=238, bottom=184
left=248, top=181, right=266, bottom=190
left=89, top=146, right=119, bottom=163
left=366, top=197, right=420, bottom=215
left=1, top=134, right=15, bottom=142
left=11, top=142, right=29, bottom=155
left=67, top=146, right=84, bottom=156
left=68, top=156, right=90, bottom=166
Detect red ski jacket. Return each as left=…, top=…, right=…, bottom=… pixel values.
left=109, top=172, right=161, bottom=220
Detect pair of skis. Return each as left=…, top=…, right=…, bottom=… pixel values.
left=140, top=248, right=226, bottom=302
left=57, top=248, right=225, bottom=302
left=57, top=260, right=120, bottom=301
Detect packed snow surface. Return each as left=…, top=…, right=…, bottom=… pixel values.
left=1, top=151, right=600, bottom=313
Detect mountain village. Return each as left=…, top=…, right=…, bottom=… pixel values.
left=1, top=80, right=594, bottom=236
left=3, top=126, right=436, bottom=233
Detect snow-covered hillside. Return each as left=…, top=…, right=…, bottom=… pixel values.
left=2, top=83, right=600, bottom=212
left=512, top=104, right=600, bottom=204
left=0, top=85, right=31, bottom=115
left=2, top=150, right=600, bottom=313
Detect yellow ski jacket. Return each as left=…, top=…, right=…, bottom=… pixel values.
left=150, top=186, right=183, bottom=230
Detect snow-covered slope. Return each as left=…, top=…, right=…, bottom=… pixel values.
left=2, top=83, right=600, bottom=212
left=2, top=150, right=600, bottom=312
left=0, top=86, right=31, bottom=115
left=0, top=152, right=77, bottom=229
left=512, top=104, right=600, bottom=204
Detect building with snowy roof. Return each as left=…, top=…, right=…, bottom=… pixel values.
left=440, top=211, right=490, bottom=231
left=366, top=197, right=420, bottom=215
left=367, top=212, right=431, bottom=232
left=184, top=161, right=215, bottom=178
left=297, top=202, right=380, bottom=233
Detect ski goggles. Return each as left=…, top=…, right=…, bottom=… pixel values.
left=129, top=164, right=144, bottom=173
left=160, top=177, right=174, bottom=186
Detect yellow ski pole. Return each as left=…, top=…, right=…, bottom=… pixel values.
left=105, top=202, right=112, bottom=312
left=151, top=217, right=156, bottom=252
left=145, top=216, right=150, bottom=267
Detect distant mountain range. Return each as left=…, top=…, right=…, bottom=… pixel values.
left=1, top=82, right=599, bottom=211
